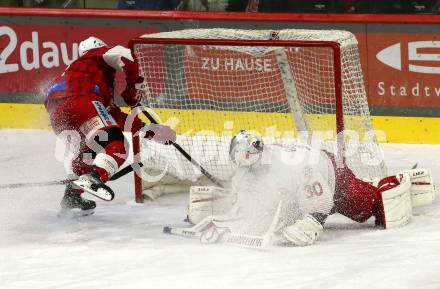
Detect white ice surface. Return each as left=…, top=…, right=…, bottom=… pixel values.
left=0, top=129, right=440, bottom=289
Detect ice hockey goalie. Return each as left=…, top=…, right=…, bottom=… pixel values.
left=187, top=130, right=437, bottom=247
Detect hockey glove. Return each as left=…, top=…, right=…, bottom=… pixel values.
left=282, top=214, right=323, bottom=246
left=121, top=81, right=144, bottom=107
left=121, top=57, right=144, bottom=107
left=144, top=123, right=176, bottom=145
left=107, top=105, right=142, bottom=133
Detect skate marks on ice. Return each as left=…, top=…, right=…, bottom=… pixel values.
left=0, top=193, right=188, bottom=246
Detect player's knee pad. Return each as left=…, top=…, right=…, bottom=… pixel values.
left=92, top=127, right=126, bottom=149
left=92, top=127, right=127, bottom=159
left=376, top=173, right=412, bottom=229
left=91, top=127, right=128, bottom=180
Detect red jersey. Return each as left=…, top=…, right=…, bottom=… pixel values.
left=45, top=45, right=139, bottom=108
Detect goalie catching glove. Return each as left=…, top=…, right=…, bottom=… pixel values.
left=281, top=214, right=323, bottom=246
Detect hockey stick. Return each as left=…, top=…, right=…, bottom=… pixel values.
left=136, top=106, right=224, bottom=188
left=0, top=162, right=140, bottom=190
left=163, top=201, right=282, bottom=249
left=163, top=225, right=269, bottom=249
left=1, top=106, right=224, bottom=190
left=0, top=179, right=72, bottom=190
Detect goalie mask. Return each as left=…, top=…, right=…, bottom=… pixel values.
left=79, top=36, right=108, bottom=57
left=229, top=130, right=264, bottom=167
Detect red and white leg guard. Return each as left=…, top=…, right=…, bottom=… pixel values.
left=187, top=186, right=234, bottom=224
left=397, top=168, right=436, bottom=208
left=376, top=173, right=412, bottom=229
left=77, top=101, right=129, bottom=182
left=93, top=152, right=120, bottom=182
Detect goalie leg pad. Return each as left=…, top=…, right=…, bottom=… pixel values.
left=398, top=168, right=436, bottom=208
left=187, top=186, right=234, bottom=224
left=376, top=173, right=412, bottom=229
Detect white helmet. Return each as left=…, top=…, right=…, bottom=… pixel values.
left=78, top=36, right=107, bottom=57
left=229, top=130, right=264, bottom=167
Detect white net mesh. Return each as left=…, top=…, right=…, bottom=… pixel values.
left=131, top=28, right=387, bottom=198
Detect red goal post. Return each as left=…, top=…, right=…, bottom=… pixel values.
left=128, top=29, right=386, bottom=203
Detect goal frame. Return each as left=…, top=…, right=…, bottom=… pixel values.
left=129, top=37, right=344, bottom=203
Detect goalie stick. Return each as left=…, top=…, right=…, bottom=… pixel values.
left=163, top=201, right=283, bottom=249
left=163, top=224, right=272, bottom=249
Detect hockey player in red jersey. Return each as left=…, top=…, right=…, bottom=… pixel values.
left=186, top=130, right=436, bottom=246
left=45, top=36, right=176, bottom=214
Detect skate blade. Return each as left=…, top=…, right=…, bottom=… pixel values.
left=72, top=180, right=114, bottom=201
left=57, top=208, right=95, bottom=218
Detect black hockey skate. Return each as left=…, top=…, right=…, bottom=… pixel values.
left=72, top=170, right=115, bottom=201
left=59, top=183, right=96, bottom=217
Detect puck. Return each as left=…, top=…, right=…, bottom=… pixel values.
left=163, top=226, right=172, bottom=234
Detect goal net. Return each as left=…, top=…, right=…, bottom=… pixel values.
left=129, top=28, right=387, bottom=202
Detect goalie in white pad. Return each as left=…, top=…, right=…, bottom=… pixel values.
left=187, top=130, right=437, bottom=246
left=399, top=168, right=436, bottom=207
